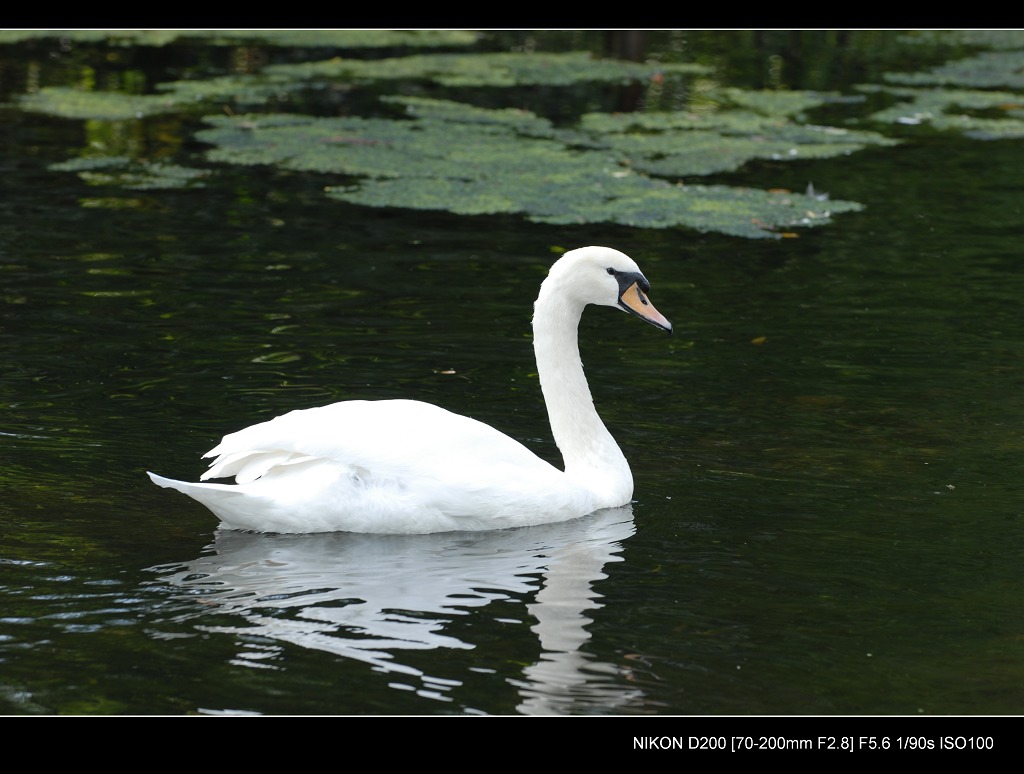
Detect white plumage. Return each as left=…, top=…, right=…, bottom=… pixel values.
left=149, top=246, right=671, bottom=534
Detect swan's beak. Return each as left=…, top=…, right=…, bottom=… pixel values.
left=619, top=281, right=673, bottom=332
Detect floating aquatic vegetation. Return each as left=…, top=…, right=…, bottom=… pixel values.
left=197, top=98, right=861, bottom=239
left=262, top=50, right=707, bottom=88
left=0, top=29, right=480, bottom=49
left=330, top=174, right=853, bottom=238
left=885, top=49, right=1024, bottom=91
left=15, top=37, right=870, bottom=238
left=398, top=96, right=559, bottom=135
left=897, top=30, right=1024, bottom=51
left=21, top=49, right=705, bottom=121
left=862, top=43, right=1024, bottom=139
left=159, top=50, right=702, bottom=108
left=20, top=78, right=303, bottom=120
left=50, top=156, right=208, bottom=189
left=713, top=87, right=838, bottom=118
left=191, top=29, right=481, bottom=49
left=591, top=129, right=878, bottom=177
left=155, top=72, right=304, bottom=110
left=18, top=87, right=182, bottom=120
left=861, top=84, right=1024, bottom=139
left=578, top=88, right=896, bottom=177
left=0, top=29, right=183, bottom=46
left=157, top=50, right=697, bottom=109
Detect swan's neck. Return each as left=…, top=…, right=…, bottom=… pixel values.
left=532, top=292, right=632, bottom=508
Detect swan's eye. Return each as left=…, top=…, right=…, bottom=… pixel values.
left=606, top=267, right=617, bottom=276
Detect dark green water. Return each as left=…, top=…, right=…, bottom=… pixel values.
left=0, top=31, right=1022, bottom=717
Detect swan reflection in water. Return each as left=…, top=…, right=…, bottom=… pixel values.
left=145, top=506, right=645, bottom=714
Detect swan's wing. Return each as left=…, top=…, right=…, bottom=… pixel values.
left=200, top=399, right=561, bottom=486
left=156, top=399, right=596, bottom=532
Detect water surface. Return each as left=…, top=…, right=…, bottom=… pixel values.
left=0, top=31, right=1022, bottom=716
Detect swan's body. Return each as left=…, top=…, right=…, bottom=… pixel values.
left=149, top=246, right=671, bottom=534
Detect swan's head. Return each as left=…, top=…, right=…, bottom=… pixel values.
left=542, top=246, right=672, bottom=332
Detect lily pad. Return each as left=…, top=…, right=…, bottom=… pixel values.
left=262, top=50, right=707, bottom=87
left=885, top=49, right=1024, bottom=91
left=18, top=87, right=183, bottom=120
left=18, top=37, right=869, bottom=239
left=330, top=174, right=854, bottom=238
left=861, top=84, right=1024, bottom=139
left=579, top=90, right=897, bottom=177
left=863, top=42, right=1024, bottom=138
left=21, top=49, right=707, bottom=120
left=0, top=29, right=480, bottom=49
left=898, top=30, right=1024, bottom=50
left=197, top=97, right=862, bottom=239
left=51, top=156, right=209, bottom=189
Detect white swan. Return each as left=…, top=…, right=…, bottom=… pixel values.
left=148, top=245, right=671, bottom=534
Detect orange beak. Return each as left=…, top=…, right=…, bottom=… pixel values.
left=619, top=281, right=672, bottom=332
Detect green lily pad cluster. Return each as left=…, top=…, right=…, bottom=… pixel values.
left=50, top=156, right=208, bottom=189
left=579, top=87, right=897, bottom=177
left=197, top=97, right=862, bottom=239
left=865, top=41, right=1024, bottom=139
left=19, top=88, right=181, bottom=120
left=262, top=50, right=707, bottom=87
left=898, top=29, right=1024, bottom=51
left=18, top=38, right=876, bottom=239
left=886, top=49, right=1024, bottom=90
left=0, top=29, right=480, bottom=49
left=155, top=50, right=704, bottom=109
left=38, top=34, right=1023, bottom=237
left=19, top=50, right=706, bottom=118
left=862, top=84, right=1024, bottom=139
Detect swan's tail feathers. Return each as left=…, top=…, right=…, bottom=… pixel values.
left=200, top=450, right=320, bottom=483
left=147, top=472, right=247, bottom=502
